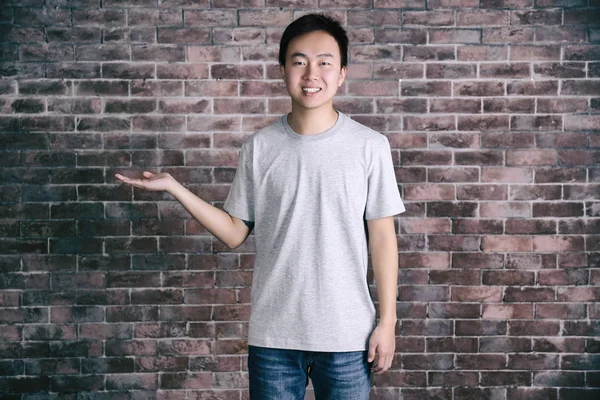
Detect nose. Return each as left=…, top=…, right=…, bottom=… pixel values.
left=303, top=62, right=318, bottom=80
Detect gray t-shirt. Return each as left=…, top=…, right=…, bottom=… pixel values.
left=223, top=112, right=405, bottom=352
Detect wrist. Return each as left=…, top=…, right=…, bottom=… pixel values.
left=166, top=176, right=181, bottom=194
left=378, top=318, right=397, bottom=328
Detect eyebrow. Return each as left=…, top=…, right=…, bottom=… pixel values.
left=289, top=52, right=335, bottom=59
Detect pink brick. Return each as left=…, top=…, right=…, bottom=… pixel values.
left=480, top=202, right=531, bottom=218
left=404, top=184, right=455, bottom=200
left=482, top=236, right=532, bottom=252
left=533, top=236, right=585, bottom=252
left=399, top=252, right=451, bottom=269
left=400, top=219, right=451, bottom=234
left=483, top=304, right=533, bottom=319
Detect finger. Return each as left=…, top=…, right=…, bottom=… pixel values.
left=143, top=171, right=153, bottom=178
left=118, top=176, right=146, bottom=189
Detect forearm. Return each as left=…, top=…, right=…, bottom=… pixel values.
left=371, top=236, right=399, bottom=326
left=168, top=180, right=241, bottom=249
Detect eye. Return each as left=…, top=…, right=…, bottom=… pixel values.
left=320, top=61, right=331, bottom=66
left=293, top=61, right=305, bottom=66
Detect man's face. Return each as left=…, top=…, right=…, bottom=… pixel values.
left=280, top=30, right=347, bottom=113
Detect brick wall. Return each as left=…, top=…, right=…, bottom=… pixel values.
left=0, top=0, right=599, bottom=399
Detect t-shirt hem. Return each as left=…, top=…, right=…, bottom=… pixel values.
left=223, top=207, right=253, bottom=223
left=248, top=338, right=368, bottom=352
left=365, top=206, right=406, bottom=221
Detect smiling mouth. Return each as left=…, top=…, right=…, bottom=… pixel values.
left=302, top=88, right=321, bottom=93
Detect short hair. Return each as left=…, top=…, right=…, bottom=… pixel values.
left=278, top=13, right=349, bottom=68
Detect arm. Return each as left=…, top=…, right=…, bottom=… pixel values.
left=115, top=171, right=251, bottom=249
left=169, top=179, right=251, bottom=249
left=366, top=215, right=398, bottom=374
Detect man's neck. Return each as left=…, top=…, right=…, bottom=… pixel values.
left=287, top=107, right=339, bottom=136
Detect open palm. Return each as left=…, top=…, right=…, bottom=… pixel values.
left=115, top=171, right=174, bottom=192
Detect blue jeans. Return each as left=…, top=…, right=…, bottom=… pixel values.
left=248, top=345, right=372, bottom=400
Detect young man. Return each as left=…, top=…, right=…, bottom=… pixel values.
left=116, top=14, right=405, bottom=399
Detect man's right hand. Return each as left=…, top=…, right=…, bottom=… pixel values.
left=115, top=171, right=176, bottom=193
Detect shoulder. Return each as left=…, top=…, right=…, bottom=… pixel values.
left=241, top=115, right=285, bottom=151
left=341, top=113, right=390, bottom=148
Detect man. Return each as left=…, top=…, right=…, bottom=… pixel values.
left=116, top=14, right=405, bottom=399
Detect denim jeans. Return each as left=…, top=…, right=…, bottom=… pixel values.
left=248, top=345, right=372, bottom=400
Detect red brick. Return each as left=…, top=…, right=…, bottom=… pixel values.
left=428, top=371, right=479, bottom=387
left=534, top=62, right=585, bottom=79
left=505, top=286, right=555, bottom=302
left=536, top=303, right=586, bottom=319
left=429, top=233, right=480, bottom=250
left=457, top=184, right=507, bottom=201
left=454, top=81, right=504, bottom=96
left=400, top=219, right=451, bottom=234
left=505, top=219, right=556, bottom=234
left=559, top=150, right=600, bottom=166
left=401, top=151, right=451, bottom=166
left=564, top=45, right=600, bottom=61
left=239, top=10, right=291, bottom=26
left=455, top=150, right=504, bottom=165
left=457, top=45, right=508, bottom=61
left=429, top=270, right=481, bottom=285
left=510, top=320, right=560, bottom=336
left=398, top=286, right=449, bottom=302
left=533, top=371, right=584, bottom=387
left=507, top=80, right=558, bottom=95
left=481, top=371, right=531, bottom=386
left=536, top=132, right=588, bottom=148
left=511, top=115, right=562, bottom=131
left=533, top=203, right=584, bottom=218
left=429, top=302, right=481, bottom=318
left=184, top=10, right=237, bottom=26
left=401, top=81, right=451, bottom=96
left=452, top=253, right=504, bottom=269
left=160, top=372, right=212, bottom=389
left=455, top=354, right=506, bottom=370
left=430, top=29, right=480, bottom=44
left=404, top=46, right=455, bottom=61
left=373, top=63, right=424, bottom=79
left=458, top=10, right=508, bottom=26
left=534, top=337, right=585, bottom=352
left=403, top=11, right=454, bottom=26
left=535, top=168, right=586, bottom=183
left=483, top=97, right=534, bottom=112
left=558, top=287, right=600, bottom=302
left=402, top=320, right=452, bottom=336
left=506, top=150, right=558, bottom=166
left=511, top=45, right=560, bottom=61
left=452, top=286, right=503, bottom=302
left=483, top=27, right=534, bottom=43
left=401, top=354, right=453, bottom=370
left=428, top=167, right=479, bottom=182
left=374, top=29, right=426, bottom=44
left=508, top=355, right=559, bottom=371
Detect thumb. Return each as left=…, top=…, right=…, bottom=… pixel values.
left=368, top=343, right=376, bottom=362
left=143, top=171, right=153, bottom=178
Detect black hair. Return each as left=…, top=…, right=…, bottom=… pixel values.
left=278, top=13, right=349, bottom=68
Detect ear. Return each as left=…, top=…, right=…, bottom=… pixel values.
left=280, top=64, right=286, bottom=82
left=338, top=66, right=347, bottom=87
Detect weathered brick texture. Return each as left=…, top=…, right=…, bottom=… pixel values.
left=0, top=0, right=599, bottom=398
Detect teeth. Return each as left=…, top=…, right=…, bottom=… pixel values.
left=302, top=88, right=321, bottom=93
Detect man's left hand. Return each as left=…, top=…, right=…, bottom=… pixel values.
left=367, top=322, right=396, bottom=374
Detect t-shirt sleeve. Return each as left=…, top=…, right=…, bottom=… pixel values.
left=223, top=140, right=255, bottom=223
left=364, top=136, right=405, bottom=220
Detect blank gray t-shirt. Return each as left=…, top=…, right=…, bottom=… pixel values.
left=223, top=112, right=405, bottom=352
